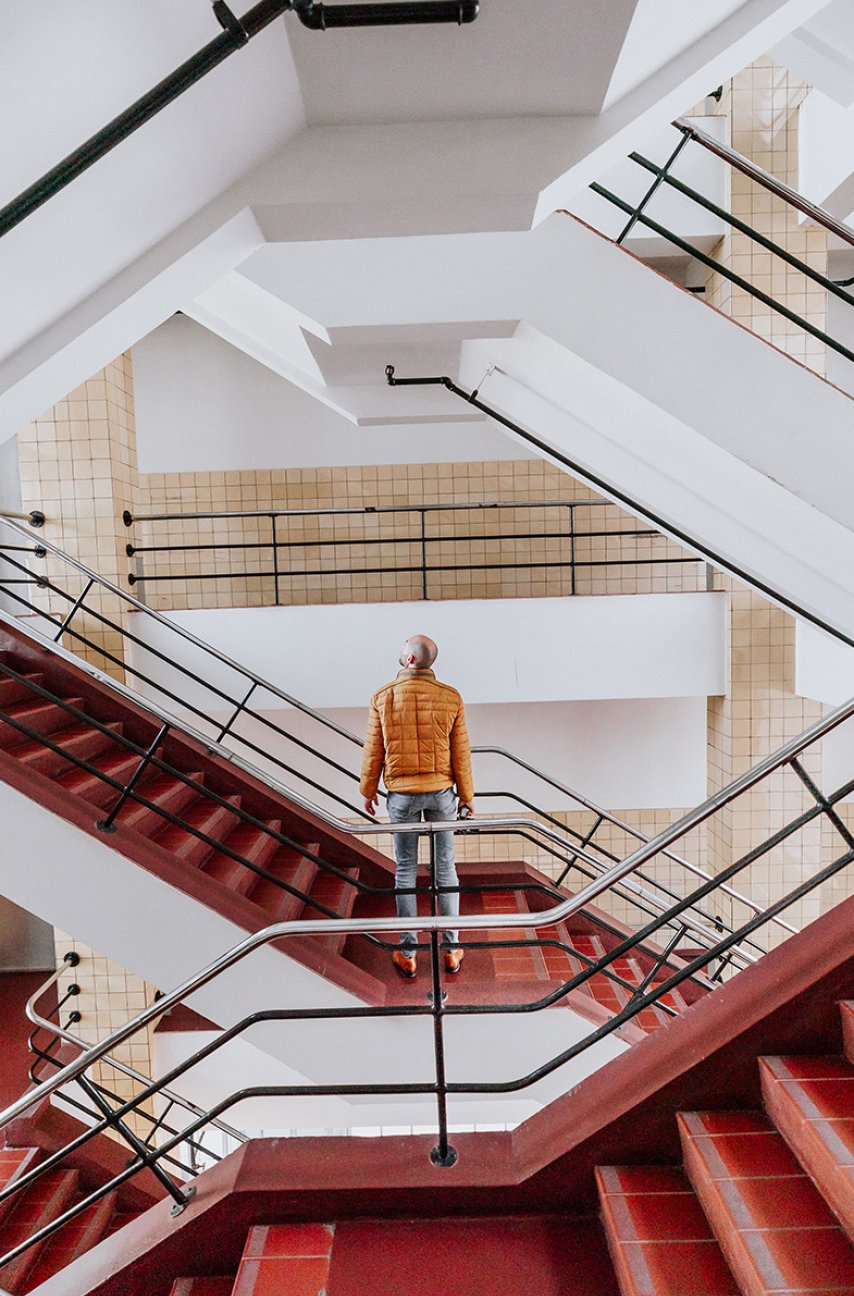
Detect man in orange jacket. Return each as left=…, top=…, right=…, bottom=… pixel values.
left=360, top=634, right=475, bottom=979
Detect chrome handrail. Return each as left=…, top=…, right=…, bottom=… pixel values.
left=124, top=497, right=605, bottom=525
left=472, top=745, right=798, bottom=938
left=673, top=116, right=854, bottom=250
left=26, top=964, right=247, bottom=1147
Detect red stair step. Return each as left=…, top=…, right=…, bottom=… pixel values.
left=9, top=722, right=125, bottom=777
left=232, top=1223, right=334, bottom=1296
left=19, top=1192, right=115, bottom=1292
left=0, top=674, right=46, bottom=709
left=0, top=1167, right=80, bottom=1291
left=760, top=1054, right=854, bottom=1241
left=596, top=1164, right=738, bottom=1295
left=201, top=818, right=283, bottom=895
left=113, top=772, right=204, bottom=836
left=56, top=750, right=145, bottom=809
left=679, top=1109, right=854, bottom=1295
left=0, top=1149, right=38, bottom=1203
left=303, top=867, right=359, bottom=956
left=153, top=795, right=242, bottom=867
left=842, top=1001, right=854, bottom=1065
left=169, top=1280, right=235, bottom=1296
left=0, top=697, right=85, bottom=750
left=246, top=845, right=319, bottom=921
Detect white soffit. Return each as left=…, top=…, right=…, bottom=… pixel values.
left=285, top=0, right=642, bottom=125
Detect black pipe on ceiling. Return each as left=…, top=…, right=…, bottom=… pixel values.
left=294, top=2, right=479, bottom=28
left=0, top=0, right=479, bottom=241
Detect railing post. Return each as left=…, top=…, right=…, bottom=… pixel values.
left=568, top=504, right=576, bottom=596
left=615, top=129, right=691, bottom=244
left=271, top=514, right=280, bottom=606
left=428, top=827, right=457, bottom=1167
left=96, top=723, right=170, bottom=833
left=420, top=508, right=428, bottom=600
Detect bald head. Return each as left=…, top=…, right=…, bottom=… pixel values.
left=400, top=634, right=438, bottom=669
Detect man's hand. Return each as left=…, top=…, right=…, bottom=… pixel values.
left=458, top=801, right=475, bottom=819
left=363, top=796, right=378, bottom=817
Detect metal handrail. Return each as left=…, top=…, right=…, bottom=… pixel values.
left=474, top=745, right=798, bottom=938
left=125, top=497, right=611, bottom=524
left=0, top=514, right=762, bottom=957
left=673, top=116, right=854, bottom=250
left=0, top=512, right=826, bottom=972
left=26, top=964, right=247, bottom=1148
left=0, top=620, right=752, bottom=970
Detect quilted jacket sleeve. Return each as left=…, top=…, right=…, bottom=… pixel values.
left=450, top=698, right=474, bottom=805
left=359, top=693, right=386, bottom=799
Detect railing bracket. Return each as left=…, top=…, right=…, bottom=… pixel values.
left=170, top=1185, right=196, bottom=1217
left=430, top=1144, right=458, bottom=1168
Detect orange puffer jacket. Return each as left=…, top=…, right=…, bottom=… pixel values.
left=360, top=668, right=474, bottom=804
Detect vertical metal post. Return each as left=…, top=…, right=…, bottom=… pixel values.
left=271, top=515, right=280, bottom=605
left=428, top=828, right=457, bottom=1167
left=615, top=129, right=692, bottom=245
left=568, top=505, right=576, bottom=596
left=420, top=509, right=428, bottom=600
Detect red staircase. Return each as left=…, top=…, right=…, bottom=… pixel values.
left=0, top=1104, right=161, bottom=1294
left=596, top=997, right=854, bottom=1294
left=0, top=621, right=700, bottom=1025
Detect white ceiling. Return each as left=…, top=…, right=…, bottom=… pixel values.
left=0, top=0, right=839, bottom=441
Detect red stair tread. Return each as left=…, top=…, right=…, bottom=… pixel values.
left=0, top=1148, right=38, bottom=1198
left=0, top=674, right=46, bottom=708
left=113, top=773, right=204, bottom=835
left=7, top=722, right=124, bottom=775
left=760, top=1054, right=854, bottom=1240
left=246, top=845, right=319, bottom=920
left=302, top=867, right=359, bottom=956
left=0, top=697, right=84, bottom=749
left=233, top=1223, right=334, bottom=1296
left=201, top=818, right=283, bottom=895
left=842, top=1002, right=854, bottom=1066
left=596, top=1164, right=738, bottom=1295
left=56, top=750, right=145, bottom=808
left=153, top=795, right=242, bottom=866
left=19, top=1193, right=115, bottom=1292
left=169, top=1280, right=236, bottom=1296
left=679, top=1109, right=854, bottom=1294
left=0, top=1168, right=80, bottom=1290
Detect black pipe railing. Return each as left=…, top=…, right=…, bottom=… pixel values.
left=0, top=1, right=477, bottom=240
left=584, top=116, right=854, bottom=367
left=123, top=497, right=703, bottom=604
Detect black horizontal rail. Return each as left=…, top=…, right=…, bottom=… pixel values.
left=125, top=495, right=700, bottom=598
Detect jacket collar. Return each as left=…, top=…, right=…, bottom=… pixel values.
left=398, top=668, right=435, bottom=678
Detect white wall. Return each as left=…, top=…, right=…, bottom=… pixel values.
left=126, top=593, right=727, bottom=710
left=132, top=315, right=529, bottom=473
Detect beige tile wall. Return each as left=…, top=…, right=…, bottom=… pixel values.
left=130, top=461, right=704, bottom=610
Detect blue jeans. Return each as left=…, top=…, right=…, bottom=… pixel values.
left=386, top=788, right=460, bottom=950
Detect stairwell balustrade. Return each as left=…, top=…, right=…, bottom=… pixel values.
left=121, top=496, right=706, bottom=609
left=0, top=519, right=854, bottom=1273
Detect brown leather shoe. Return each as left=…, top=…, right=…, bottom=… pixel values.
left=443, top=948, right=464, bottom=974
left=392, top=949, right=417, bottom=979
